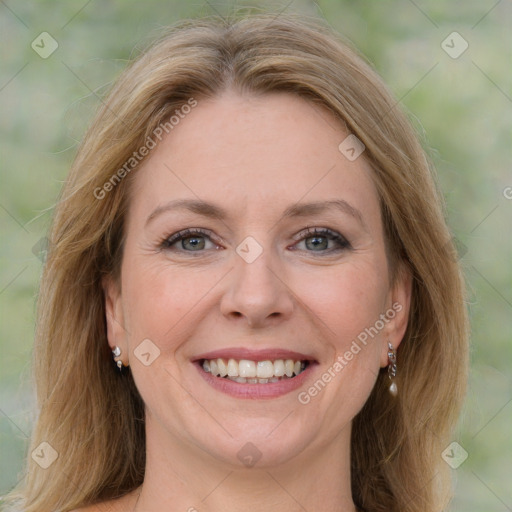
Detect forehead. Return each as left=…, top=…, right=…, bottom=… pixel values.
left=128, top=92, right=380, bottom=227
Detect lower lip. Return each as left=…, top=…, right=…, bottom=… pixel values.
left=194, top=362, right=317, bottom=399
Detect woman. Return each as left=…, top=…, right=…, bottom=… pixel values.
left=3, top=13, right=469, bottom=512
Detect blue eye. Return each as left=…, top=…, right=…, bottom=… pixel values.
left=161, top=227, right=351, bottom=254
left=161, top=228, right=217, bottom=252
left=294, top=227, right=351, bottom=253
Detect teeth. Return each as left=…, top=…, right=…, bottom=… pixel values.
left=217, top=358, right=228, bottom=377
left=256, top=360, right=274, bottom=379
left=201, top=357, right=308, bottom=381
left=227, top=358, right=238, bottom=377
left=226, top=376, right=278, bottom=384
left=273, top=359, right=285, bottom=377
left=238, top=360, right=256, bottom=378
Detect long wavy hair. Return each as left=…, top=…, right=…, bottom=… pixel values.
left=3, top=13, right=469, bottom=512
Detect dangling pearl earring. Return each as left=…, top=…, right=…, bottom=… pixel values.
left=387, top=342, right=398, bottom=396
left=112, top=346, right=123, bottom=371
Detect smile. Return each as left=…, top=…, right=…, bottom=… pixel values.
left=201, top=358, right=308, bottom=383
left=192, top=348, right=318, bottom=399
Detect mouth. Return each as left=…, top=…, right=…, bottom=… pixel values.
left=199, top=357, right=310, bottom=383
left=192, top=348, right=318, bottom=399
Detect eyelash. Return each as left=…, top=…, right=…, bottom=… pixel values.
left=294, top=227, right=352, bottom=252
left=160, top=227, right=351, bottom=255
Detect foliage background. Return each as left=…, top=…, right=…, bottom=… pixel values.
left=0, top=1, right=510, bottom=510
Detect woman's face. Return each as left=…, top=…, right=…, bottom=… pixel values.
left=105, top=91, right=410, bottom=469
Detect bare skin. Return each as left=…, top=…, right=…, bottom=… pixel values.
left=92, top=91, right=411, bottom=512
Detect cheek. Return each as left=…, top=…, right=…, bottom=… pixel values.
left=294, top=261, right=388, bottom=349
left=289, top=262, right=388, bottom=444
left=120, top=255, right=220, bottom=346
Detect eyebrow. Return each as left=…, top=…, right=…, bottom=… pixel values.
left=145, top=198, right=365, bottom=227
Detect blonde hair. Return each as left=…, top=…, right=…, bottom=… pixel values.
left=3, top=13, right=469, bottom=512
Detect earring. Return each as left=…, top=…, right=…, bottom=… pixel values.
left=112, top=346, right=123, bottom=371
left=387, top=342, right=398, bottom=396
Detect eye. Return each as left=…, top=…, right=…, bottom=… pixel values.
left=160, top=227, right=351, bottom=255
left=293, top=227, right=351, bottom=253
left=161, top=228, right=220, bottom=252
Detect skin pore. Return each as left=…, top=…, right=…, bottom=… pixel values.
left=100, top=91, right=411, bottom=512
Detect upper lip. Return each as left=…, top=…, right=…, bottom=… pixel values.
left=193, top=348, right=317, bottom=363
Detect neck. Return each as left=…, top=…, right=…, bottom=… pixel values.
left=135, top=416, right=357, bottom=512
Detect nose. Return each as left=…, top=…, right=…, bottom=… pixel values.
left=220, top=247, right=294, bottom=328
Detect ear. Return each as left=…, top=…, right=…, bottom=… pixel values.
left=380, top=262, right=413, bottom=367
left=102, top=275, right=127, bottom=361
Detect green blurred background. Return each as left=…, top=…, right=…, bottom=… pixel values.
left=0, top=1, right=510, bottom=510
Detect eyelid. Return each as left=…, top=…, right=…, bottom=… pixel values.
left=293, top=226, right=346, bottom=240
left=160, top=226, right=351, bottom=253
left=291, top=226, right=352, bottom=252
left=160, top=228, right=221, bottom=250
